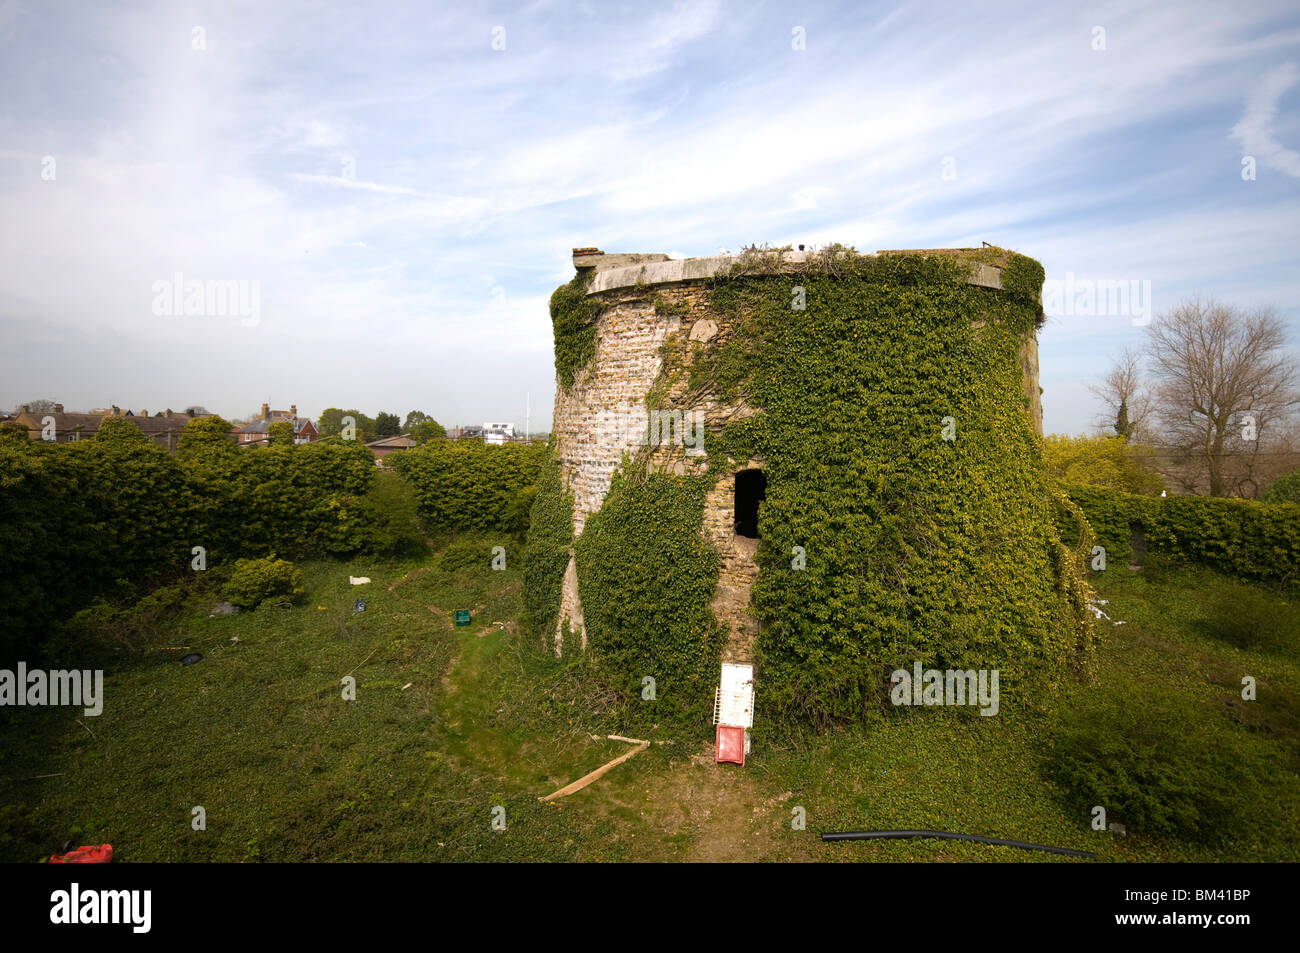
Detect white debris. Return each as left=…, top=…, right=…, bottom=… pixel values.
left=349, top=576, right=371, bottom=586
left=1086, top=598, right=1126, bottom=626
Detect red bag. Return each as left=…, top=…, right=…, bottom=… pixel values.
left=49, top=844, right=113, bottom=863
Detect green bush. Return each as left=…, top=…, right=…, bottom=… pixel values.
left=505, top=484, right=538, bottom=538
left=1203, top=585, right=1298, bottom=654
left=1263, top=468, right=1300, bottom=504
left=222, top=557, right=304, bottom=609
left=388, top=439, right=545, bottom=534
left=1048, top=686, right=1289, bottom=844
left=363, top=469, right=427, bottom=557
left=1043, top=433, right=1164, bottom=494
left=437, top=537, right=498, bottom=574
left=1063, top=484, right=1300, bottom=587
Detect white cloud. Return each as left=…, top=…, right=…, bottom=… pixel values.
left=1230, top=61, right=1300, bottom=178
left=290, top=173, right=423, bottom=195
left=1, top=0, right=1298, bottom=433
left=606, top=0, right=722, bottom=82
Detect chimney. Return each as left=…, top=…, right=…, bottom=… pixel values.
left=573, top=247, right=604, bottom=270
left=53, top=403, right=64, bottom=413
left=140, top=408, right=147, bottom=418
left=110, top=405, right=120, bottom=416
left=290, top=403, right=297, bottom=420
left=164, top=408, right=173, bottom=418
left=260, top=402, right=270, bottom=419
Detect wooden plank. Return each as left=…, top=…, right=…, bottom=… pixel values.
left=539, top=740, right=649, bottom=801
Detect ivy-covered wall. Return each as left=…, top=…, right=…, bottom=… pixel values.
left=533, top=247, right=1094, bottom=732
left=521, top=440, right=575, bottom=639
left=573, top=469, right=725, bottom=729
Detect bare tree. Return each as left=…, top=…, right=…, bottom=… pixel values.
left=1145, top=297, right=1299, bottom=497
left=13, top=398, right=58, bottom=414
left=1089, top=347, right=1154, bottom=441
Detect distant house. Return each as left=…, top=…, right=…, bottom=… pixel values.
left=482, top=422, right=516, bottom=445
left=451, top=425, right=484, bottom=441
left=367, top=434, right=417, bottom=462
left=9, top=404, right=198, bottom=451
left=233, top=403, right=319, bottom=446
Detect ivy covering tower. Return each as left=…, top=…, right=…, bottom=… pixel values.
left=524, top=245, right=1095, bottom=732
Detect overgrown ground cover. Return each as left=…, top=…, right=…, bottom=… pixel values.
left=2, top=541, right=1295, bottom=862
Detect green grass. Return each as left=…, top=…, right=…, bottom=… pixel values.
left=3, top=544, right=1296, bottom=862
left=1, top=553, right=616, bottom=861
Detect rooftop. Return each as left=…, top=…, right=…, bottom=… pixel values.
left=572, top=247, right=1011, bottom=296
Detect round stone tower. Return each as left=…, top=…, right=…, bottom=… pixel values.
left=529, top=243, right=1091, bottom=730
left=546, top=246, right=1049, bottom=667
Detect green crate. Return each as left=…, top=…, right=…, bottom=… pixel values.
left=454, top=609, right=471, bottom=627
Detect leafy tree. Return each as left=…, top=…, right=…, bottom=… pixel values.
left=94, top=416, right=149, bottom=443
left=178, top=415, right=235, bottom=457
left=403, top=410, right=431, bottom=431
left=409, top=419, right=447, bottom=444
left=387, top=440, right=545, bottom=532
left=317, top=408, right=346, bottom=437
left=1262, top=468, right=1300, bottom=504
left=267, top=420, right=295, bottom=446
left=0, top=421, right=28, bottom=445
left=374, top=411, right=401, bottom=438
left=363, top=470, right=427, bottom=556
left=318, top=407, right=374, bottom=442
left=1042, top=433, right=1164, bottom=494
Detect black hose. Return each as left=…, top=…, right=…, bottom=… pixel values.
left=821, top=829, right=1096, bottom=859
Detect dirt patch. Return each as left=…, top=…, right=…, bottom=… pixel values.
left=572, top=741, right=818, bottom=862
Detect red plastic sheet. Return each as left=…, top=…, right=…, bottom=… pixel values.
left=715, top=725, right=746, bottom=765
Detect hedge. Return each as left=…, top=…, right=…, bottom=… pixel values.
left=388, top=439, right=545, bottom=534
left=0, top=430, right=380, bottom=664
left=1061, top=484, right=1300, bottom=587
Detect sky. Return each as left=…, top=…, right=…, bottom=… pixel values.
left=1, top=0, right=1298, bottom=435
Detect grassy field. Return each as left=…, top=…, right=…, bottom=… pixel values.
left=2, top=541, right=1297, bottom=862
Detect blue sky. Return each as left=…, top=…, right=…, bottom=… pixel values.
left=1, top=0, right=1298, bottom=434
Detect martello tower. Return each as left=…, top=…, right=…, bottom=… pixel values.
left=542, top=245, right=1054, bottom=681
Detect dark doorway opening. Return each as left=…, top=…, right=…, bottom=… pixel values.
left=734, top=469, right=765, bottom=538
left=1129, top=521, right=1148, bottom=569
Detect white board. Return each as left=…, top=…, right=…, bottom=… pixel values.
left=716, top=663, right=754, bottom=728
